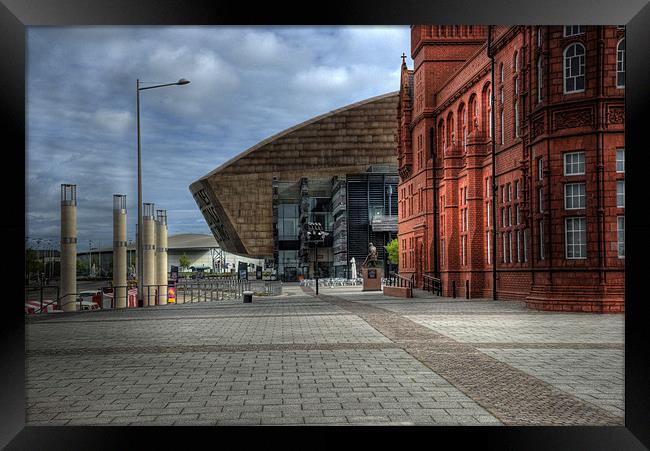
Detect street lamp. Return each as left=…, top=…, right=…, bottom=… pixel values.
left=136, top=78, right=190, bottom=307
left=88, top=240, right=93, bottom=277
left=306, top=222, right=327, bottom=295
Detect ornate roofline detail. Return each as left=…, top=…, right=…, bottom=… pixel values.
left=433, top=63, right=491, bottom=116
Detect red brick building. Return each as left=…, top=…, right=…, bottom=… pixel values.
left=397, top=26, right=625, bottom=312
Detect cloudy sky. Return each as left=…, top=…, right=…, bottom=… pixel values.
left=26, top=26, right=410, bottom=251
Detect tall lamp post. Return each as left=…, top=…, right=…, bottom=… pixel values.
left=136, top=78, right=190, bottom=307
left=89, top=240, right=93, bottom=277
left=306, top=222, right=327, bottom=295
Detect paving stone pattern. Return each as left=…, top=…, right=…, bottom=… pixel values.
left=27, top=312, right=388, bottom=349
left=478, top=348, right=624, bottom=417
left=25, top=286, right=623, bottom=426
left=317, top=293, right=623, bottom=426
left=407, top=314, right=624, bottom=344
left=27, top=349, right=498, bottom=426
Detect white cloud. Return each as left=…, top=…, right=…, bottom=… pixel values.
left=292, top=66, right=350, bottom=92
left=93, top=109, right=132, bottom=134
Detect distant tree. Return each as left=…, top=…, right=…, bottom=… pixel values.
left=26, top=248, right=43, bottom=278
left=384, top=239, right=399, bottom=265
left=179, top=254, right=191, bottom=271
left=77, top=258, right=88, bottom=275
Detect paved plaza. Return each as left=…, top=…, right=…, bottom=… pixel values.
left=25, top=284, right=624, bottom=426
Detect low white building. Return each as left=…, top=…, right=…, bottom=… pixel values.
left=78, top=233, right=264, bottom=277
left=165, top=233, right=263, bottom=273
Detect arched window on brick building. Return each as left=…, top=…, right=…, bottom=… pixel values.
left=446, top=111, right=454, bottom=147
left=458, top=103, right=467, bottom=153
left=468, top=93, right=478, bottom=133
left=513, top=51, right=520, bottom=137
left=564, top=42, right=585, bottom=93
left=537, top=55, right=543, bottom=102
left=617, top=38, right=625, bottom=88
left=514, top=81, right=520, bottom=137
left=482, top=82, right=492, bottom=138
left=438, top=119, right=445, bottom=154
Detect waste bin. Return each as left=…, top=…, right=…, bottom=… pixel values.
left=243, top=290, right=253, bottom=304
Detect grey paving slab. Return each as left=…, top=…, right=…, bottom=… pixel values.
left=27, top=314, right=388, bottom=349
left=26, top=348, right=496, bottom=426
left=406, top=313, right=624, bottom=344
left=25, top=286, right=623, bottom=426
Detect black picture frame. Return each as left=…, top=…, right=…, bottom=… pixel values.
left=3, top=0, right=649, bottom=449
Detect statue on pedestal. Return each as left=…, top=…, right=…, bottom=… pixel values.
left=361, top=242, right=378, bottom=268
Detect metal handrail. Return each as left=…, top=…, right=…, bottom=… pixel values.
left=385, top=272, right=414, bottom=289
left=30, top=291, right=97, bottom=314
left=175, top=278, right=252, bottom=302
left=422, top=274, right=443, bottom=296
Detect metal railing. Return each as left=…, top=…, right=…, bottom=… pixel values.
left=300, top=278, right=362, bottom=288
left=175, top=277, right=252, bottom=303
left=384, top=272, right=414, bottom=289
left=253, top=280, right=283, bottom=296
left=25, top=277, right=284, bottom=315
left=422, top=274, right=443, bottom=296
left=25, top=283, right=60, bottom=313
left=27, top=290, right=101, bottom=314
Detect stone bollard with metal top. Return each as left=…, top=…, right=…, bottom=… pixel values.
left=243, top=290, right=253, bottom=304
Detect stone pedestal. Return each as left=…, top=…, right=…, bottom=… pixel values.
left=362, top=267, right=383, bottom=291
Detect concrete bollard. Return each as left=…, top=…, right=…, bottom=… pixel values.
left=155, top=210, right=168, bottom=305
left=142, top=203, right=156, bottom=306
left=113, top=195, right=127, bottom=309
left=60, top=184, right=77, bottom=312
